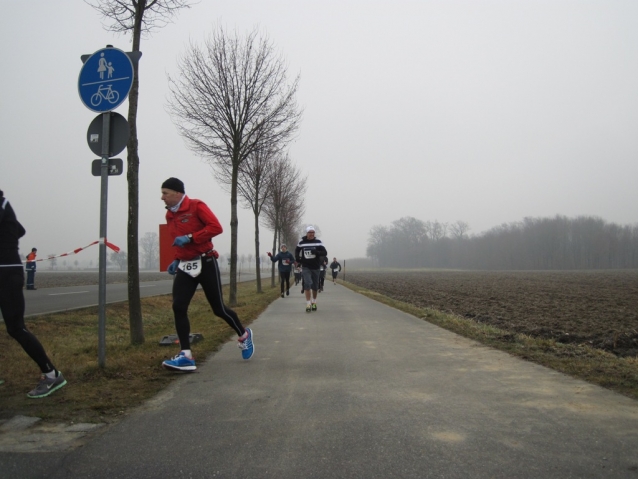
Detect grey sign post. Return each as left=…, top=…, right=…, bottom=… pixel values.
left=79, top=46, right=137, bottom=368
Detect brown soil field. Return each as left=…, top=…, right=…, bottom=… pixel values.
left=345, top=270, right=638, bottom=357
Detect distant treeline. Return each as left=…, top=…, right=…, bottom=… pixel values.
left=366, top=216, right=638, bottom=270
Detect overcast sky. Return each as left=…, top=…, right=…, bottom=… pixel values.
left=1, top=1, right=637, bottom=268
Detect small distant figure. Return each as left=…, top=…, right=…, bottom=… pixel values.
left=267, top=244, right=295, bottom=298
left=293, top=262, right=302, bottom=286
left=294, top=226, right=328, bottom=313
left=25, top=247, right=37, bottom=290
left=0, top=190, right=67, bottom=398
left=318, top=257, right=327, bottom=292
left=160, top=177, right=254, bottom=372
left=330, top=257, right=342, bottom=284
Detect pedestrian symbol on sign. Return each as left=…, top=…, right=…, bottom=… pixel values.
left=78, top=47, right=134, bottom=113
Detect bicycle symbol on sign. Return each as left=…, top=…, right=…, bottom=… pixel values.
left=90, top=84, right=120, bottom=107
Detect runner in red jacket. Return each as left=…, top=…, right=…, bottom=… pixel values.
left=160, top=177, right=254, bottom=371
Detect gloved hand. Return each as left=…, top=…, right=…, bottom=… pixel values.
left=267, top=252, right=272, bottom=257
left=167, top=259, right=180, bottom=275
left=173, top=235, right=191, bottom=247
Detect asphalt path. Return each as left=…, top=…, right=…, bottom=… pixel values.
left=2, top=282, right=637, bottom=478
left=0, top=273, right=256, bottom=319
left=20, top=280, right=174, bottom=317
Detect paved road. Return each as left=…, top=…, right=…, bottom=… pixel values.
left=1, top=283, right=637, bottom=478
left=0, top=273, right=256, bottom=319
left=19, top=280, right=174, bottom=317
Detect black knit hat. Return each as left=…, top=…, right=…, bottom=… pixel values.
left=161, top=177, right=185, bottom=193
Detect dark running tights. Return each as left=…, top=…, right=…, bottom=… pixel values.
left=279, top=271, right=291, bottom=293
left=0, top=267, right=54, bottom=373
left=172, top=257, right=245, bottom=351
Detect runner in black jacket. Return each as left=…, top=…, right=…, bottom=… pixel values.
left=0, top=190, right=67, bottom=398
left=329, top=257, right=342, bottom=284
left=294, top=226, right=327, bottom=313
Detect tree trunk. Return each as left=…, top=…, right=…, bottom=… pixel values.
left=271, top=227, right=278, bottom=288
left=127, top=3, right=145, bottom=345
left=229, top=161, right=239, bottom=306
left=253, top=209, right=262, bottom=293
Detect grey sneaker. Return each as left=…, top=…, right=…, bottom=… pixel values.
left=27, top=371, right=67, bottom=398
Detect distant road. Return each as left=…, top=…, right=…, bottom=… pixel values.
left=0, top=273, right=257, bottom=319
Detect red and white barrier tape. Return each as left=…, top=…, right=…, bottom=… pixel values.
left=24, top=240, right=121, bottom=263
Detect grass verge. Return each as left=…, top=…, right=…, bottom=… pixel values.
left=0, top=281, right=280, bottom=423
left=341, top=280, right=638, bottom=401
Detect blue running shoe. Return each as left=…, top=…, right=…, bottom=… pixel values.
left=238, top=328, right=254, bottom=360
left=162, top=352, right=196, bottom=371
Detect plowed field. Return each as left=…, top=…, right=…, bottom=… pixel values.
left=345, top=270, right=638, bottom=357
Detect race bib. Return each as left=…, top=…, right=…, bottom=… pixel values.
left=283, top=259, right=290, bottom=265
left=303, top=249, right=316, bottom=259
left=178, top=258, right=202, bottom=278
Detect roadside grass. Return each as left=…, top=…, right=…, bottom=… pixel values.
left=0, top=281, right=280, bottom=423
left=341, top=280, right=638, bottom=401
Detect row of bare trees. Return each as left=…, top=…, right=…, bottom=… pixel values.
left=86, top=1, right=304, bottom=346
left=167, top=26, right=304, bottom=302
left=367, top=216, right=638, bottom=270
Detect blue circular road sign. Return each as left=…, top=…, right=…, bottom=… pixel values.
left=78, top=47, right=134, bottom=113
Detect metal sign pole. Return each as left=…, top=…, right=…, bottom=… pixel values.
left=80, top=45, right=138, bottom=369
left=98, top=112, right=111, bottom=368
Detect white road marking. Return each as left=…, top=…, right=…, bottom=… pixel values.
left=48, top=291, right=89, bottom=296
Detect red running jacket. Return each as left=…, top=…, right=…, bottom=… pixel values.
left=165, top=196, right=223, bottom=261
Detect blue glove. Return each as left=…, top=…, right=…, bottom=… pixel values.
left=173, top=235, right=191, bottom=247
left=167, top=259, right=180, bottom=275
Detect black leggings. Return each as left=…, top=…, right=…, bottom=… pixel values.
left=172, top=256, right=245, bottom=351
left=279, top=271, right=291, bottom=293
left=0, top=266, right=54, bottom=373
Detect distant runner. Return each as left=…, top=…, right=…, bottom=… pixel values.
left=329, top=257, right=342, bottom=284
left=268, top=244, right=295, bottom=298
left=294, top=226, right=328, bottom=313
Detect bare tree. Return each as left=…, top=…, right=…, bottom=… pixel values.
left=109, top=250, right=128, bottom=270
left=167, top=25, right=302, bottom=305
left=86, top=0, right=193, bottom=344
left=215, top=144, right=278, bottom=293
left=262, top=155, right=306, bottom=286
left=139, top=231, right=159, bottom=270
left=449, top=220, right=470, bottom=240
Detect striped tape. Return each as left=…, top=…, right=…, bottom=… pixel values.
left=23, top=240, right=121, bottom=263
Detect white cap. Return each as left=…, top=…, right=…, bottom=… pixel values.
left=306, top=225, right=315, bottom=233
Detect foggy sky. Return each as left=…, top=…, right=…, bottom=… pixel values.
left=1, top=1, right=637, bottom=268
